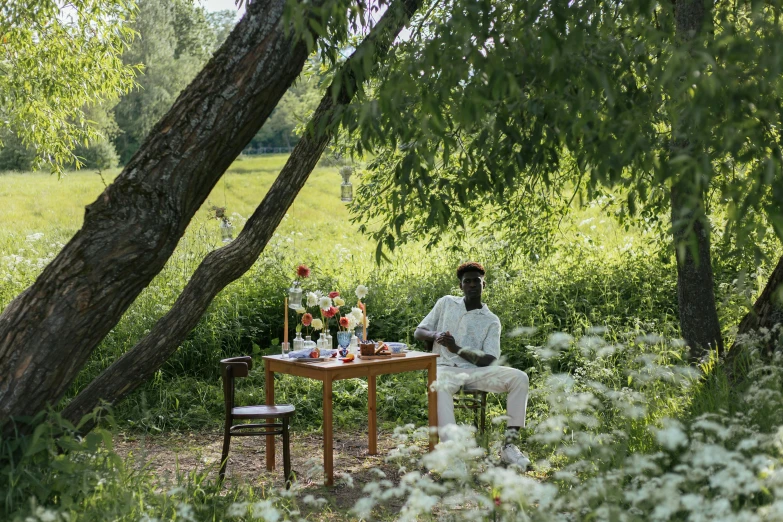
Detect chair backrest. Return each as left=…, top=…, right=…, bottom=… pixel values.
left=220, top=356, right=253, bottom=414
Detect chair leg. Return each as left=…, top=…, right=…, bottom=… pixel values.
left=282, top=417, right=292, bottom=489
left=220, top=421, right=231, bottom=482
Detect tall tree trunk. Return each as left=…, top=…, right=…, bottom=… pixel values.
left=671, top=0, right=723, bottom=362
left=0, top=0, right=321, bottom=432
left=62, top=0, right=422, bottom=432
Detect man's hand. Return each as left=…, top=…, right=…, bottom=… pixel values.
left=436, top=331, right=458, bottom=353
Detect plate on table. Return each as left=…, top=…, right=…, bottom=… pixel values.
left=293, top=357, right=325, bottom=363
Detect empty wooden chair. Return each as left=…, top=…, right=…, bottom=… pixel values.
left=220, top=356, right=295, bottom=486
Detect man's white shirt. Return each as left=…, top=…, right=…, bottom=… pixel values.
left=417, top=295, right=501, bottom=368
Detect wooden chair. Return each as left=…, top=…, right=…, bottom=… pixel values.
left=454, top=387, right=488, bottom=436
left=423, top=339, right=488, bottom=436
left=220, top=356, right=295, bottom=487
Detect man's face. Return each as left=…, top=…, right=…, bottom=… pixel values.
left=459, top=270, right=485, bottom=299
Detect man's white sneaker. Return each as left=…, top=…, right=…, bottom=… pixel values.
left=500, top=444, right=530, bottom=470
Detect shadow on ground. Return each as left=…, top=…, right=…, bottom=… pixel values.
left=115, top=429, right=426, bottom=519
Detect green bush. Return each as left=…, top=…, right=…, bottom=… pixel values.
left=0, top=131, right=36, bottom=172
left=73, top=139, right=120, bottom=170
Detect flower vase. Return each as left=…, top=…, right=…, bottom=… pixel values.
left=326, top=333, right=334, bottom=351
left=303, top=335, right=316, bottom=351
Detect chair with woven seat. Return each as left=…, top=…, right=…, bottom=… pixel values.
left=454, top=387, right=488, bottom=436
left=220, top=356, right=295, bottom=486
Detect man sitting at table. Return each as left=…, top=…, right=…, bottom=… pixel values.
left=414, top=261, right=530, bottom=470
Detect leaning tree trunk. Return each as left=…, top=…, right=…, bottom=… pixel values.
left=0, top=0, right=322, bottom=433
left=62, top=0, right=423, bottom=432
left=724, top=254, right=783, bottom=379
left=671, top=0, right=723, bottom=362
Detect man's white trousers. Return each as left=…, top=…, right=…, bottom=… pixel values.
left=435, top=365, right=529, bottom=441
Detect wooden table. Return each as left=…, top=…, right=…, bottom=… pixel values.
left=263, top=351, right=439, bottom=486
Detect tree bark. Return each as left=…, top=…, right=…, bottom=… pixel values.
left=671, top=0, right=723, bottom=361
left=671, top=183, right=723, bottom=360
left=62, top=0, right=422, bottom=431
left=724, top=255, right=783, bottom=377
left=0, top=0, right=320, bottom=432
left=736, top=255, right=783, bottom=335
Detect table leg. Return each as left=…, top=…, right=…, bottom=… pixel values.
left=427, top=360, right=438, bottom=451
left=265, top=363, right=275, bottom=471
left=368, top=374, right=377, bottom=455
left=323, top=376, right=334, bottom=486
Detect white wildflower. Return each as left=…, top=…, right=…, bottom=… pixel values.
left=654, top=420, right=688, bottom=451
left=318, top=295, right=332, bottom=310
left=306, top=292, right=319, bottom=307
left=507, top=326, right=538, bottom=338
left=250, top=500, right=281, bottom=521
left=355, top=284, right=368, bottom=299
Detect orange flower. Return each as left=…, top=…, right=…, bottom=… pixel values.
left=297, top=264, right=310, bottom=278
left=339, top=316, right=350, bottom=328
left=302, top=313, right=313, bottom=326
left=323, top=306, right=338, bottom=318
left=328, top=291, right=340, bottom=298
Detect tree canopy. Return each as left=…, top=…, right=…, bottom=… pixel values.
left=0, top=0, right=139, bottom=172
left=344, top=0, right=783, bottom=262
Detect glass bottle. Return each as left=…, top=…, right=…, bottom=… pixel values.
left=303, top=335, right=316, bottom=351
left=293, top=331, right=304, bottom=351
left=339, top=166, right=353, bottom=202
left=287, top=280, right=303, bottom=309
left=219, top=219, right=234, bottom=243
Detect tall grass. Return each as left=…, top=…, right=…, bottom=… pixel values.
left=1, top=155, right=776, bottom=435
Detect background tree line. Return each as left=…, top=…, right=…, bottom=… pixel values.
left=0, top=0, right=320, bottom=172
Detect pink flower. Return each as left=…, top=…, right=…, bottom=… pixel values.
left=302, top=313, right=313, bottom=326
left=339, top=316, right=350, bottom=328
left=297, top=264, right=310, bottom=278
left=322, top=306, right=338, bottom=318
left=328, top=291, right=340, bottom=298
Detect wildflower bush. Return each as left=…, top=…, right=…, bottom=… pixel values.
left=352, top=327, right=783, bottom=521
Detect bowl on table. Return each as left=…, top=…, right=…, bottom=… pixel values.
left=386, top=342, right=407, bottom=354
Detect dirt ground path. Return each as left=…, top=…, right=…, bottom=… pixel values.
left=115, top=428, right=427, bottom=518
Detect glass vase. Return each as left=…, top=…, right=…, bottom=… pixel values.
left=293, top=332, right=304, bottom=351
left=303, top=335, right=316, bottom=351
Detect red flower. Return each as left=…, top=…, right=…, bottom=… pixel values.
left=297, top=264, right=310, bottom=278
left=322, top=306, right=338, bottom=318
left=328, top=291, right=340, bottom=298
left=302, top=313, right=313, bottom=326
left=339, top=316, right=350, bottom=328
left=494, top=495, right=501, bottom=506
